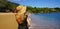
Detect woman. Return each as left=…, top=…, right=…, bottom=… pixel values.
left=13, top=5, right=30, bottom=29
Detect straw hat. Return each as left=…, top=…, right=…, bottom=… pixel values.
left=16, top=5, right=22, bottom=10
left=16, top=5, right=27, bottom=14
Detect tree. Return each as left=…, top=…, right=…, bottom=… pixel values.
left=0, top=0, right=19, bottom=12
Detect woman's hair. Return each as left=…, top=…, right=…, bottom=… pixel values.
left=14, top=6, right=27, bottom=24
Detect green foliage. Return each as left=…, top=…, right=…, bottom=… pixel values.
left=0, top=0, right=19, bottom=12
left=0, top=0, right=7, bottom=7
left=27, top=6, right=60, bottom=13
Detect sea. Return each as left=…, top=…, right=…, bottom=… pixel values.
left=29, top=12, right=60, bottom=29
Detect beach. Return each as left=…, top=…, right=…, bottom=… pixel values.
left=0, top=13, right=60, bottom=29
left=0, top=13, right=18, bottom=29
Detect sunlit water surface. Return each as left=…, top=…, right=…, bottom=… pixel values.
left=29, top=12, right=60, bottom=29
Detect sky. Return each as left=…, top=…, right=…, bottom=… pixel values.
left=9, top=0, right=60, bottom=8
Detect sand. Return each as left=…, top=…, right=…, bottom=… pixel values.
left=0, top=13, right=18, bottom=29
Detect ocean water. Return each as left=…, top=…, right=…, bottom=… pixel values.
left=29, top=12, right=60, bottom=29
